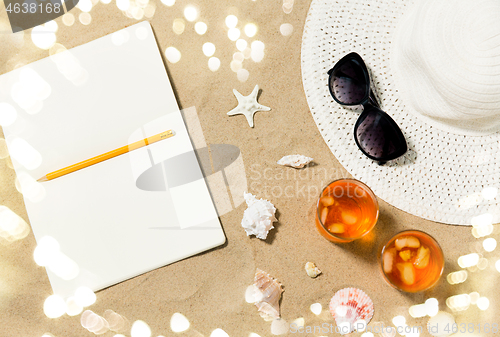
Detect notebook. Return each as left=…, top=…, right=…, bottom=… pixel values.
left=0, top=22, right=225, bottom=298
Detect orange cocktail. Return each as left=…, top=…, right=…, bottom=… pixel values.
left=315, top=179, right=379, bottom=242
left=380, top=230, right=444, bottom=292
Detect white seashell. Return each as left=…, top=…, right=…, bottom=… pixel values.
left=305, top=262, right=322, bottom=278
left=277, top=154, right=313, bottom=168
left=252, top=269, right=283, bottom=321
left=427, top=311, right=455, bottom=337
left=329, top=288, right=374, bottom=335
left=241, top=192, right=277, bottom=240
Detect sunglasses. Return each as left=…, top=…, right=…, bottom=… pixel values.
left=327, top=52, right=407, bottom=164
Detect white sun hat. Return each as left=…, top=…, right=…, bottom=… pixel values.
left=301, top=0, right=500, bottom=225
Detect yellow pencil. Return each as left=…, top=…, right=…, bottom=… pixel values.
left=37, top=130, right=175, bottom=182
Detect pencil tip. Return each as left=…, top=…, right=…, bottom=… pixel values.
left=37, top=176, right=48, bottom=182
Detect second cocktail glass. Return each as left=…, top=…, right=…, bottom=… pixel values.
left=380, top=230, right=444, bottom=292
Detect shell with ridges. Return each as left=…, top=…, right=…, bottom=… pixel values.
left=277, top=154, right=313, bottom=168
left=253, top=269, right=283, bottom=321
left=329, top=287, right=374, bottom=334
left=241, top=192, right=277, bottom=240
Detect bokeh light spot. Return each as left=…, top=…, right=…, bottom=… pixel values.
left=104, top=310, right=127, bottom=332
left=44, top=295, right=67, bottom=318
left=79, top=13, right=92, bottom=25
left=33, top=236, right=60, bottom=266
left=78, top=0, right=93, bottom=12
left=280, top=23, right=293, bottom=36
left=408, top=304, right=426, bottom=318
left=236, top=39, right=247, bottom=51
left=228, top=28, right=241, bottom=41
left=477, top=258, right=488, bottom=270
left=131, top=320, right=151, bottom=337
left=225, top=15, right=238, bottom=28
left=165, top=47, right=181, bottom=63
left=244, top=23, right=257, bottom=37
left=230, top=60, right=242, bottom=72
left=237, top=68, right=249, bottom=82
left=183, top=5, right=198, bottom=22
left=194, top=22, right=207, bottom=35
left=202, top=42, right=216, bottom=57
left=483, top=238, right=497, bottom=252
left=44, top=21, right=58, bottom=33
left=242, top=47, right=251, bottom=59
left=310, top=303, right=322, bottom=315
left=82, top=310, right=109, bottom=334
left=208, top=57, right=220, bottom=71
left=31, top=25, right=56, bottom=50
left=469, top=292, right=480, bottom=304
left=75, top=286, right=97, bottom=307
left=0, top=205, right=30, bottom=243
left=210, top=329, right=229, bottom=337
left=170, top=312, right=190, bottom=332
left=144, top=4, right=156, bottom=18
left=66, top=296, right=83, bottom=316
left=477, top=297, right=489, bottom=310
left=233, top=52, right=244, bottom=62
left=392, top=315, right=406, bottom=327
left=447, top=270, right=468, bottom=285
left=446, top=294, right=471, bottom=312
left=425, top=298, right=439, bottom=317
left=291, top=317, right=305, bottom=328
left=161, top=0, right=175, bottom=5
left=117, top=0, right=130, bottom=10
left=62, top=13, right=75, bottom=26
left=173, top=18, right=185, bottom=34
left=132, top=8, right=145, bottom=20
left=250, top=40, right=265, bottom=62
left=458, top=253, right=479, bottom=268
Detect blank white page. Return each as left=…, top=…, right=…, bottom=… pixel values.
left=0, top=22, right=225, bottom=298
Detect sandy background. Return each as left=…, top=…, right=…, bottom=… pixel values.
left=0, top=0, right=498, bottom=336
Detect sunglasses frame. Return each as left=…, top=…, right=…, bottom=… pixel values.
left=327, top=52, right=407, bottom=163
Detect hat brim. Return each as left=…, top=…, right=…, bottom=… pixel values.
left=301, top=0, right=500, bottom=225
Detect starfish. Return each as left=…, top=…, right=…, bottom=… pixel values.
left=227, top=85, right=271, bottom=127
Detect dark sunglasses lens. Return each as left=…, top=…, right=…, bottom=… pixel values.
left=355, top=106, right=407, bottom=160
left=330, top=58, right=369, bottom=105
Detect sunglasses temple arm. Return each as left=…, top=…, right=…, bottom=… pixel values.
left=369, top=89, right=380, bottom=108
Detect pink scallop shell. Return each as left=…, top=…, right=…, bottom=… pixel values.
left=329, top=287, right=374, bottom=334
